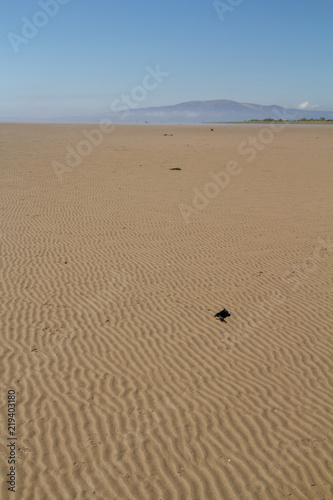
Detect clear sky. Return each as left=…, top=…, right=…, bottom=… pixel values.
left=1, top=0, right=332, bottom=121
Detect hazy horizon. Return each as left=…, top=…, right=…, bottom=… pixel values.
left=1, top=0, right=333, bottom=121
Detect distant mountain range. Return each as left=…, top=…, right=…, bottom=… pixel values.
left=57, top=99, right=333, bottom=124
left=3, top=100, right=333, bottom=124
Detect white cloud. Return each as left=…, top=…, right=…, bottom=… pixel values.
left=297, top=101, right=319, bottom=110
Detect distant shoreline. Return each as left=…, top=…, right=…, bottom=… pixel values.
left=1, top=120, right=333, bottom=126
left=205, top=118, right=333, bottom=125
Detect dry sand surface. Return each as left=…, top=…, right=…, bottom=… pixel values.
left=0, top=123, right=332, bottom=500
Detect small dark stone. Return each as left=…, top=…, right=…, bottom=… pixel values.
left=170, top=168, right=182, bottom=170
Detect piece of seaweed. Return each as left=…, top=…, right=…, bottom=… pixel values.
left=214, top=309, right=231, bottom=322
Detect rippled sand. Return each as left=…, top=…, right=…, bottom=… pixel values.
left=1, top=123, right=332, bottom=499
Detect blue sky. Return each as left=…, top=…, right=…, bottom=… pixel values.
left=1, top=0, right=332, bottom=121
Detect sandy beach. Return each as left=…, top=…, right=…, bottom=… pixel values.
left=0, top=123, right=332, bottom=499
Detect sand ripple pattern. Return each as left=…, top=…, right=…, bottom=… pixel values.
left=0, top=124, right=332, bottom=499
